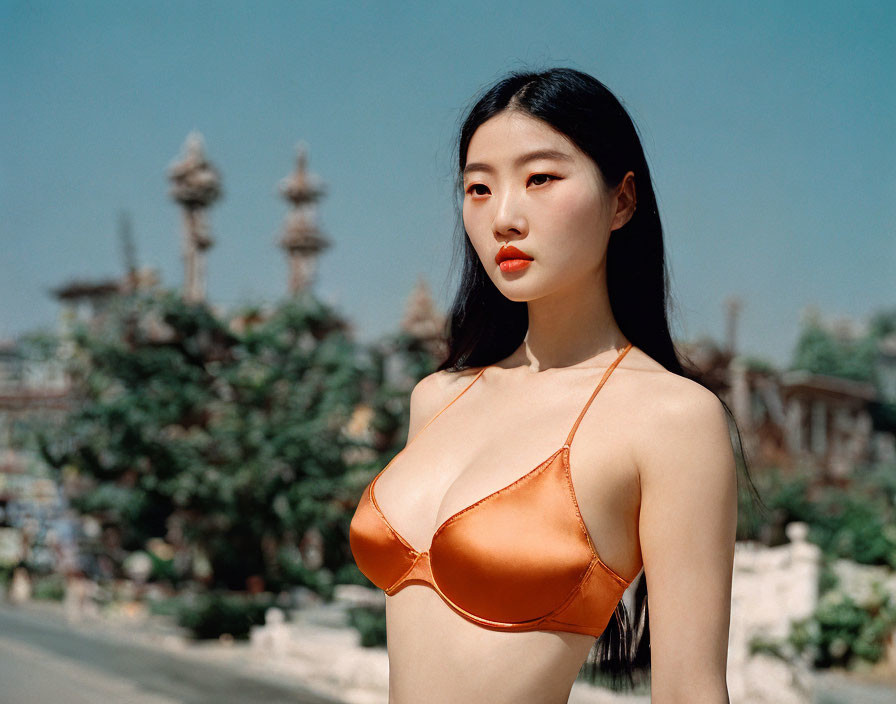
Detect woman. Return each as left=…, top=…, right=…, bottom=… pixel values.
left=350, top=67, right=753, bottom=703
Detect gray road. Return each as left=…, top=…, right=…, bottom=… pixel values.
left=813, top=671, right=896, bottom=704
left=0, top=604, right=344, bottom=704
left=3, top=601, right=893, bottom=704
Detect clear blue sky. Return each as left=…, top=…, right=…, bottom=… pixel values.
left=2, top=0, right=893, bottom=367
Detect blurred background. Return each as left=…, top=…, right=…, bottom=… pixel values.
left=1, top=1, right=894, bottom=703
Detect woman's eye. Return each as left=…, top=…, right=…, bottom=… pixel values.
left=528, top=173, right=557, bottom=186
left=466, top=175, right=557, bottom=197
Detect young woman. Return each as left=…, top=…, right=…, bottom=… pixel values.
left=351, top=67, right=751, bottom=703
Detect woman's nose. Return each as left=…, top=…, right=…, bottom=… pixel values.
left=492, top=189, right=528, bottom=236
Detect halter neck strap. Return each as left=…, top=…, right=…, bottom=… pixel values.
left=564, top=342, right=633, bottom=448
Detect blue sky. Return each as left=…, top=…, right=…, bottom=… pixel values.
left=2, top=0, right=893, bottom=367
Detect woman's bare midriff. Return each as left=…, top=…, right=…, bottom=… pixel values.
left=374, top=355, right=665, bottom=703
left=386, top=587, right=596, bottom=704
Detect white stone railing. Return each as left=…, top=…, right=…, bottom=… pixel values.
left=727, top=521, right=819, bottom=704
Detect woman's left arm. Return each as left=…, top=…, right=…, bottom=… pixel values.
left=636, top=382, right=738, bottom=704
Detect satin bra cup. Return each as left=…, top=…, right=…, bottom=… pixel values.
left=349, top=343, right=634, bottom=638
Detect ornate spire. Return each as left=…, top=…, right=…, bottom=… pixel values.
left=278, top=142, right=331, bottom=295
left=168, top=131, right=222, bottom=303
left=402, top=276, right=446, bottom=347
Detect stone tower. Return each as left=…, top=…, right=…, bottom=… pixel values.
left=402, top=276, right=447, bottom=360
left=168, top=131, right=221, bottom=304
left=278, top=142, right=331, bottom=295
left=724, top=295, right=742, bottom=357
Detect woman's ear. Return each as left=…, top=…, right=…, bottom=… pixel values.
left=610, top=171, right=637, bottom=231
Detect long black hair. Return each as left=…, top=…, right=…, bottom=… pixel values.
left=437, top=66, right=764, bottom=689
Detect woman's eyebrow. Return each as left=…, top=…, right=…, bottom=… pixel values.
left=463, top=149, right=573, bottom=177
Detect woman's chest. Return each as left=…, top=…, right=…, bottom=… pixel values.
left=372, top=398, right=642, bottom=584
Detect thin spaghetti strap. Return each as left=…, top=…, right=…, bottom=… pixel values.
left=564, top=343, right=633, bottom=448
left=407, top=364, right=491, bottom=446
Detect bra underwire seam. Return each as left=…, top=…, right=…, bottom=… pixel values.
left=388, top=549, right=599, bottom=628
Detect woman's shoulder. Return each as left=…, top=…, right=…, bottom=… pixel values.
left=413, top=365, right=484, bottom=399
left=622, top=362, right=725, bottom=451
left=617, top=345, right=719, bottom=409
left=408, top=366, right=486, bottom=431
left=645, top=370, right=722, bottom=418
left=628, top=366, right=731, bottom=485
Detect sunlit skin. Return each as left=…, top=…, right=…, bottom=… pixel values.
left=378, top=109, right=737, bottom=703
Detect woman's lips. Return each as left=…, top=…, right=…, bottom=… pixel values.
left=498, top=258, right=532, bottom=273
left=496, top=244, right=534, bottom=273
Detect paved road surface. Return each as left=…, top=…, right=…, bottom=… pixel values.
left=813, top=671, right=896, bottom=704
left=0, top=604, right=344, bottom=704
left=3, top=601, right=893, bottom=704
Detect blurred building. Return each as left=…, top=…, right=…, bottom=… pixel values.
left=0, top=336, right=73, bottom=574
left=682, top=306, right=896, bottom=479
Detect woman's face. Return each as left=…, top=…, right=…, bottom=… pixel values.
left=462, top=110, right=622, bottom=302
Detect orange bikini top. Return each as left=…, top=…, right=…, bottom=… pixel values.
left=349, top=342, right=634, bottom=639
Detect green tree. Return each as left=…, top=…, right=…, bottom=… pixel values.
left=41, top=289, right=370, bottom=591
left=790, top=316, right=876, bottom=383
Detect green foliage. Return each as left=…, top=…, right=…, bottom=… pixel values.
left=869, top=400, right=896, bottom=435
left=736, top=456, right=896, bottom=672
left=332, top=561, right=372, bottom=587
left=735, top=465, right=816, bottom=544
left=146, top=594, right=184, bottom=618
left=40, top=288, right=372, bottom=589
left=739, top=463, right=896, bottom=568
left=364, top=330, right=442, bottom=452
left=788, top=586, right=896, bottom=668
left=146, top=551, right=178, bottom=583
left=15, top=329, right=62, bottom=363
left=790, top=316, right=877, bottom=382
left=748, top=564, right=896, bottom=671
left=810, top=492, right=896, bottom=568
left=272, top=545, right=335, bottom=600
left=0, top=565, right=13, bottom=588
left=347, top=604, right=387, bottom=648
left=69, top=483, right=150, bottom=528
left=741, top=356, right=776, bottom=374
left=748, top=632, right=791, bottom=661
left=31, top=573, right=66, bottom=601
left=176, top=591, right=279, bottom=640
left=868, top=309, right=896, bottom=339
